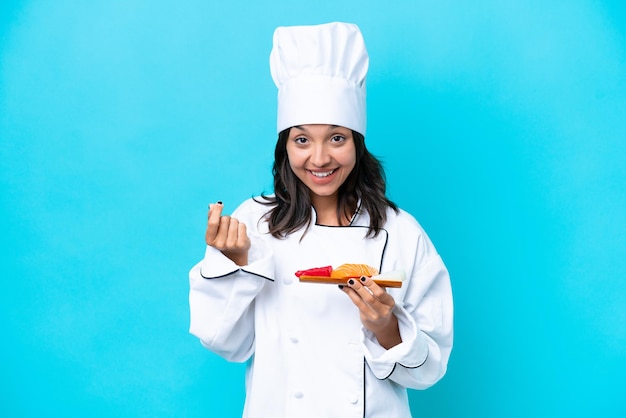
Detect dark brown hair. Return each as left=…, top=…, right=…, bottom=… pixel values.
left=257, top=128, right=397, bottom=238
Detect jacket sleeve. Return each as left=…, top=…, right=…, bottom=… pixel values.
left=361, top=218, right=454, bottom=389
left=188, top=201, right=274, bottom=363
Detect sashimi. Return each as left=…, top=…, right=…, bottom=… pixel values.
left=294, top=265, right=333, bottom=278
left=330, top=263, right=379, bottom=278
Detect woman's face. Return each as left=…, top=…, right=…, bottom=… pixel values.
left=286, top=124, right=357, bottom=206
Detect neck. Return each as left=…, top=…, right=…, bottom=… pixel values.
left=312, top=195, right=354, bottom=226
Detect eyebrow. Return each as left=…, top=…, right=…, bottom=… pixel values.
left=292, top=125, right=341, bottom=132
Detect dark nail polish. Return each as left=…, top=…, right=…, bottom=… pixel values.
left=217, top=201, right=223, bottom=205
left=348, top=279, right=355, bottom=285
left=360, top=276, right=367, bottom=282
left=338, top=285, right=344, bottom=290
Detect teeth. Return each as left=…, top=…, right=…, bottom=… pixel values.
left=311, top=170, right=335, bottom=178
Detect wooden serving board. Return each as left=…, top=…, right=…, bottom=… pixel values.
left=298, top=275, right=403, bottom=288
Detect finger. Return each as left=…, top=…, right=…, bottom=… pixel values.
left=208, top=201, right=224, bottom=219
left=348, top=276, right=395, bottom=314
left=205, top=202, right=224, bottom=244
left=359, top=276, right=395, bottom=307
left=345, top=279, right=397, bottom=329
left=347, top=278, right=377, bottom=303
left=340, top=284, right=374, bottom=313
left=345, top=278, right=381, bottom=311
left=237, top=222, right=250, bottom=249
left=213, top=215, right=231, bottom=248
left=225, top=217, right=240, bottom=248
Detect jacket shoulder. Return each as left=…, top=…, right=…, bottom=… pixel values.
left=232, top=196, right=273, bottom=233
left=385, top=207, right=424, bottom=234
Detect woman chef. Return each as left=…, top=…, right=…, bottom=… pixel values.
left=189, top=22, right=453, bottom=418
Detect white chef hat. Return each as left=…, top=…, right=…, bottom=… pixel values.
left=270, top=22, right=369, bottom=136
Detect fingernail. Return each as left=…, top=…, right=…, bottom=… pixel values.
left=348, top=279, right=355, bottom=285
left=338, top=285, right=344, bottom=290
left=360, top=276, right=367, bottom=282
left=217, top=201, right=223, bottom=205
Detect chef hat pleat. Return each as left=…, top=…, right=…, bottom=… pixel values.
left=270, top=22, right=369, bottom=136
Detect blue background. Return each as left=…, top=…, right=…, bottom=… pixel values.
left=1, top=1, right=625, bottom=417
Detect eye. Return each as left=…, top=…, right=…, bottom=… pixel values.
left=330, top=135, right=345, bottom=143
left=293, top=136, right=308, bottom=145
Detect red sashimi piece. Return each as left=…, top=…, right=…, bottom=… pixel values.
left=294, top=265, right=333, bottom=278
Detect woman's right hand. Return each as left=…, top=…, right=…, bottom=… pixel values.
left=205, top=202, right=251, bottom=266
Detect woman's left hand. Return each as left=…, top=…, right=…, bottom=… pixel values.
left=341, top=276, right=402, bottom=349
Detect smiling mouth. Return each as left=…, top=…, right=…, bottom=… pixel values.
left=309, top=169, right=336, bottom=178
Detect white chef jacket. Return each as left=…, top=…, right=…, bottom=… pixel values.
left=189, top=198, right=453, bottom=418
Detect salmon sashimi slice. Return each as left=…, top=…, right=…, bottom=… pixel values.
left=329, top=263, right=379, bottom=278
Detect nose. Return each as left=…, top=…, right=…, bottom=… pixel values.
left=310, top=143, right=331, bottom=167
